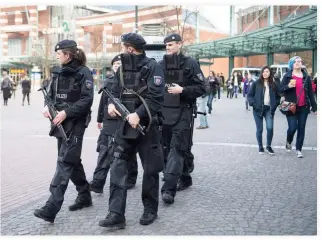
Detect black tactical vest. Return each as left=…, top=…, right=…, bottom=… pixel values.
left=120, top=53, right=151, bottom=113
left=163, top=54, right=184, bottom=108
left=53, top=66, right=83, bottom=110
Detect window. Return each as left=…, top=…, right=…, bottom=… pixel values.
left=8, top=39, right=22, bottom=56
left=7, top=14, right=15, bottom=25
left=22, top=12, right=28, bottom=24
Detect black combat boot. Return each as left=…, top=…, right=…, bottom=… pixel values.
left=33, top=205, right=57, bottom=223
left=162, top=191, right=174, bottom=204
left=177, top=179, right=192, bottom=191
left=140, top=210, right=157, bottom=225
left=89, top=181, right=104, bottom=194
left=68, top=194, right=92, bottom=211
left=99, top=212, right=126, bottom=229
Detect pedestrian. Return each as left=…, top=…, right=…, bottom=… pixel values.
left=1, top=70, right=12, bottom=106
left=226, top=76, right=233, bottom=99
left=279, top=56, right=317, bottom=158
left=196, top=74, right=210, bottom=129
left=207, top=71, right=217, bottom=114
left=160, top=33, right=206, bottom=204
left=243, top=74, right=254, bottom=111
left=232, top=72, right=240, bottom=98
left=11, top=79, right=17, bottom=99
left=247, top=66, right=281, bottom=155
left=33, top=39, right=94, bottom=223
left=21, top=73, right=31, bottom=106
left=89, top=54, right=138, bottom=194
left=216, top=73, right=222, bottom=99
left=99, top=33, right=164, bottom=228
left=220, top=73, right=225, bottom=92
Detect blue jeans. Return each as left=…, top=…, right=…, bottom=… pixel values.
left=207, top=92, right=215, bottom=113
left=197, top=96, right=208, bottom=127
left=286, top=106, right=309, bottom=151
left=233, top=86, right=238, bottom=98
left=253, top=106, right=274, bottom=147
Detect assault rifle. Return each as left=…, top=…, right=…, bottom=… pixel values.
left=98, top=87, right=145, bottom=135
left=38, top=87, right=70, bottom=145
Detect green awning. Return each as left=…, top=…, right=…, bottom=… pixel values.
left=186, top=7, right=317, bottom=59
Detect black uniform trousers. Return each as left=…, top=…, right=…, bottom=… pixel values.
left=161, top=107, right=194, bottom=197
left=46, top=126, right=90, bottom=213
left=92, top=132, right=138, bottom=189
left=109, top=122, right=164, bottom=216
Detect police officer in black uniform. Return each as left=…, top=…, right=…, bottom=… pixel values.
left=34, top=40, right=93, bottom=223
left=90, top=54, right=138, bottom=193
left=98, top=33, right=164, bottom=229
left=160, top=33, right=206, bottom=204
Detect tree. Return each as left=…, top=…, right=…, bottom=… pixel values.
left=157, top=6, right=198, bottom=44
left=90, top=31, right=104, bottom=89
left=25, top=33, right=56, bottom=89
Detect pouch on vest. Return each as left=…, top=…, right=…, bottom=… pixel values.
left=163, top=92, right=180, bottom=108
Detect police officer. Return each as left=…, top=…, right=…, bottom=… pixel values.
left=90, top=54, right=138, bottom=193
left=99, top=33, right=164, bottom=229
left=160, top=33, right=206, bottom=204
left=34, top=40, right=93, bottom=223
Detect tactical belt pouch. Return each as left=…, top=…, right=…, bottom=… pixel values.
left=163, top=92, right=181, bottom=108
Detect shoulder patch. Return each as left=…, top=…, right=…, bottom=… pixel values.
left=154, top=76, right=162, bottom=86
left=85, top=80, right=93, bottom=90
left=197, top=73, right=204, bottom=81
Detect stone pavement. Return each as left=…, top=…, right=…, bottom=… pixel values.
left=0, top=90, right=317, bottom=235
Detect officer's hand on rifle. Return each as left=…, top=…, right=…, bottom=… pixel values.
left=168, top=83, right=183, bottom=94
left=97, top=122, right=103, bottom=129
left=42, top=105, right=52, bottom=120
left=53, top=110, right=67, bottom=125
left=108, top=104, right=121, bottom=117
left=126, top=112, right=140, bottom=129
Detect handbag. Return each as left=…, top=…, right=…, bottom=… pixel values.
left=279, top=76, right=307, bottom=116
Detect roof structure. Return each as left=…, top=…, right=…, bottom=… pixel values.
left=186, top=6, right=317, bottom=59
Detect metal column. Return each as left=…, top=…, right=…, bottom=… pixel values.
left=267, top=53, right=274, bottom=66
left=135, top=6, right=138, bottom=33
left=268, top=6, right=274, bottom=26
left=312, top=48, right=317, bottom=74
left=230, top=6, right=235, bottom=36
left=229, top=56, right=234, bottom=76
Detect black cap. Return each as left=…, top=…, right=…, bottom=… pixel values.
left=111, top=54, right=121, bottom=65
left=121, top=33, right=146, bottom=49
left=164, top=33, right=182, bottom=44
left=55, top=40, right=77, bottom=52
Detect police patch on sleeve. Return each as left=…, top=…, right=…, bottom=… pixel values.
left=197, top=73, right=204, bottom=81
left=154, top=76, right=162, bottom=86
left=85, top=80, right=93, bottom=90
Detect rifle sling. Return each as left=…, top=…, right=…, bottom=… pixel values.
left=119, top=66, right=152, bottom=132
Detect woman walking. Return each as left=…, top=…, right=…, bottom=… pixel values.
left=247, top=66, right=281, bottom=155
left=1, top=70, right=12, bottom=106
left=206, top=71, right=218, bottom=114
left=279, top=56, right=317, bottom=158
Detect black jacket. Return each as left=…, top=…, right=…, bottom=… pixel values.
left=97, top=75, right=114, bottom=123
left=247, top=80, right=281, bottom=116
left=279, top=69, right=317, bottom=112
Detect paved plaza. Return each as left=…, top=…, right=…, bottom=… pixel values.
left=0, top=88, right=317, bottom=235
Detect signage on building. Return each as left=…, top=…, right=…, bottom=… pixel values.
left=10, top=69, right=25, bottom=74
left=112, top=36, right=121, bottom=44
